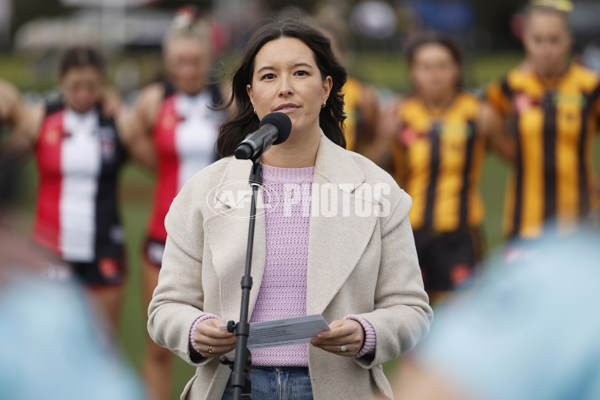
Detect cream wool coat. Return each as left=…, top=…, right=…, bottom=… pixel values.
left=148, top=134, right=433, bottom=400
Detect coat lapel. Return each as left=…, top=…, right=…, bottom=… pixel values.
left=205, top=135, right=379, bottom=319
left=306, top=135, right=378, bottom=315
left=204, top=158, right=267, bottom=320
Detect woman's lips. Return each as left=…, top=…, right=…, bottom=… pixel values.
left=274, top=104, right=300, bottom=114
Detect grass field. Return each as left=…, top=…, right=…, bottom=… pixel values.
left=6, top=50, right=600, bottom=398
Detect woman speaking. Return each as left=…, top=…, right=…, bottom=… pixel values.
left=148, top=18, right=432, bottom=400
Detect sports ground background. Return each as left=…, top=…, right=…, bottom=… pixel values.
left=3, top=49, right=600, bottom=398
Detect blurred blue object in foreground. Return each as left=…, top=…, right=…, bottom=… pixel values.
left=0, top=273, right=146, bottom=400
left=416, top=229, right=600, bottom=400
left=0, top=150, right=145, bottom=399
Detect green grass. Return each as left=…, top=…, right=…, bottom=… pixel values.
left=347, top=51, right=524, bottom=92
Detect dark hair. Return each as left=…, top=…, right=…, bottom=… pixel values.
left=404, top=31, right=464, bottom=89
left=217, top=18, right=347, bottom=157
left=59, top=47, right=105, bottom=78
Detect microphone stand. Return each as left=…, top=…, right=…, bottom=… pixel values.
left=220, top=144, right=265, bottom=399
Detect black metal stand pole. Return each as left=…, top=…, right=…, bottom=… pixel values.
left=220, top=157, right=263, bottom=399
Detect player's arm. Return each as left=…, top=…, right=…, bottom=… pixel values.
left=591, top=85, right=600, bottom=200
left=0, top=80, right=22, bottom=128
left=2, top=101, right=44, bottom=158
left=479, top=101, right=516, bottom=165
left=355, top=83, right=380, bottom=152
left=101, top=87, right=123, bottom=118
left=117, top=107, right=156, bottom=171
left=117, top=84, right=163, bottom=171
left=485, top=79, right=511, bottom=116
left=99, top=87, right=156, bottom=171
left=364, top=96, right=403, bottom=169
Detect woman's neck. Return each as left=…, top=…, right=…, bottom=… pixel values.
left=261, top=127, right=321, bottom=168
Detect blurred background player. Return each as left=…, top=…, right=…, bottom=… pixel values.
left=4, top=46, right=154, bottom=331
left=313, top=13, right=380, bottom=156
left=374, top=32, right=515, bottom=304
left=0, top=80, right=25, bottom=138
left=326, top=29, right=379, bottom=155
left=486, top=0, right=600, bottom=242
left=127, top=7, right=227, bottom=400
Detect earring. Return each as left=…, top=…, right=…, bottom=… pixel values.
left=253, top=108, right=257, bottom=114
left=321, top=101, right=326, bottom=108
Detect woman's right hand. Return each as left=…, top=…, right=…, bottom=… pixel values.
left=192, top=318, right=237, bottom=358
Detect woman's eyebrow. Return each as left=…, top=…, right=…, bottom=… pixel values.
left=256, top=62, right=314, bottom=74
left=292, top=62, right=314, bottom=69
left=256, top=65, right=275, bottom=73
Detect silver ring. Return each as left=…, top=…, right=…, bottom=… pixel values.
left=340, top=345, right=347, bottom=353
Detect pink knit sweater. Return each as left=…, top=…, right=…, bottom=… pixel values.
left=189, top=165, right=376, bottom=365
left=249, top=165, right=315, bottom=366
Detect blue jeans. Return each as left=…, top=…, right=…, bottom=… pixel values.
left=221, top=367, right=313, bottom=400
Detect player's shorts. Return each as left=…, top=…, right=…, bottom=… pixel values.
left=143, top=237, right=166, bottom=268
left=69, top=256, right=126, bottom=286
left=414, top=227, right=485, bottom=292
left=32, top=240, right=126, bottom=286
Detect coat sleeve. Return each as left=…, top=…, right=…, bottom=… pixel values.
left=147, top=196, right=210, bottom=367
left=354, top=190, right=433, bottom=368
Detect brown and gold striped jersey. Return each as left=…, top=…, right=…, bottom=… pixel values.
left=342, top=77, right=363, bottom=152
left=487, top=64, right=600, bottom=239
left=393, top=92, right=487, bottom=232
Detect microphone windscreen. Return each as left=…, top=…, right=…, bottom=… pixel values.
left=259, top=112, right=292, bottom=145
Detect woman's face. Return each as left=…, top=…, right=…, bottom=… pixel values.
left=60, top=66, right=104, bottom=113
left=410, top=43, right=460, bottom=101
left=247, top=37, right=332, bottom=140
left=523, top=11, right=571, bottom=77
left=165, top=37, right=211, bottom=95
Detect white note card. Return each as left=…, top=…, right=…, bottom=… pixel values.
left=247, top=314, right=330, bottom=349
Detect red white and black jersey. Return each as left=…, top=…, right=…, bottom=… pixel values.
left=33, top=100, right=126, bottom=264
left=147, top=84, right=225, bottom=242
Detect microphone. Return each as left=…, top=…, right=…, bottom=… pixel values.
left=234, top=112, right=292, bottom=160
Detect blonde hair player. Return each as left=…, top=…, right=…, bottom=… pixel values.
left=486, top=0, right=600, bottom=243
left=125, top=6, right=227, bottom=400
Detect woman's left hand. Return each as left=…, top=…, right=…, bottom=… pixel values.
left=310, top=319, right=364, bottom=357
